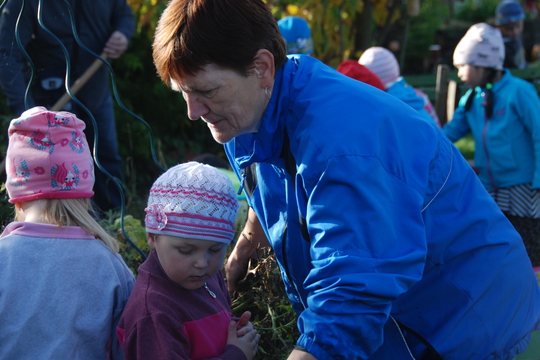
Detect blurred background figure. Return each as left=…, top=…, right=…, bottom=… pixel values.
left=495, top=0, right=527, bottom=69
left=277, top=16, right=314, bottom=55
left=336, top=59, right=385, bottom=91
left=359, top=46, right=441, bottom=127
left=0, top=0, right=135, bottom=213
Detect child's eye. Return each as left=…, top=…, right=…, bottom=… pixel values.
left=178, top=249, right=192, bottom=255
left=209, top=246, right=224, bottom=253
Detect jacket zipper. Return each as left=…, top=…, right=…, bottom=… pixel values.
left=482, top=99, right=497, bottom=190
left=203, top=282, right=216, bottom=298
left=281, top=224, right=307, bottom=311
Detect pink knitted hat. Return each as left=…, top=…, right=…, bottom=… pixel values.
left=145, top=162, right=240, bottom=244
left=5, top=106, right=94, bottom=204
left=358, top=46, right=400, bottom=89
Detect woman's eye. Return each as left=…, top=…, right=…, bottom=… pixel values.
left=200, top=89, right=216, bottom=97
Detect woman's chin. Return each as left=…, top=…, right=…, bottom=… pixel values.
left=210, top=129, right=234, bottom=144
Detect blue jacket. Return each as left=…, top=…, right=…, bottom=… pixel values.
left=443, top=70, right=540, bottom=190
left=387, top=77, right=434, bottom=124
left=225, top=55, right=540, bottom=360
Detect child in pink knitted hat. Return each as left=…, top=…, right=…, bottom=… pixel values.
left=0, top=106, right=134, bottom=359
left=118, top=162, right=260, bottom=360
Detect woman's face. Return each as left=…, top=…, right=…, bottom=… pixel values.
left=148, top=233, right=227, bottom=290
left=174, top=63, right=269, bottom=144
left=456, top=64, right=487, bottom=88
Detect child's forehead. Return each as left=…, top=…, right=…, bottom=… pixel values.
left=160, top=234, right=223, bottom=247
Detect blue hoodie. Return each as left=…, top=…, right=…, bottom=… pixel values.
left=225, top=55, right=540, bottom=360
left=388, top=77, right=434, bottom=124
left=443, top=69, right=540, bottom=190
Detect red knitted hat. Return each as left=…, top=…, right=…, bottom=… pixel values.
left=337, top=60, right=385, bottom=91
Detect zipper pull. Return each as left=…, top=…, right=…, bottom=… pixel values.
left=204, top=283, right=216, bottom=298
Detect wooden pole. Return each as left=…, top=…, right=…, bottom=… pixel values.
left=1, top=53, right=108, bottom=178
left=51, top=52, right=108, bottom=111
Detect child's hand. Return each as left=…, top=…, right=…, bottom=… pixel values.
left=236, top=311, right=252, bottom=334
left=227, top=319, right=260, bottom=360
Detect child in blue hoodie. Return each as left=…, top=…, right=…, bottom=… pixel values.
left=360, top=46, right=441, bottom=127
left=443, top=23, right=540, bottom=267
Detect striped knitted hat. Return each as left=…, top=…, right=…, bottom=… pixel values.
left=145, top=162, right=239, bottom=244
left=358, top=47, right=400, bottom=89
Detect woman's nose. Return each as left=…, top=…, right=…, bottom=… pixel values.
left=183, top=92, right=209, bottom=120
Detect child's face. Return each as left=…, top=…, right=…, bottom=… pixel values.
left=497, top=20, right=523, bottom=39
left=148, top=233, right=228, bottom=290
left=456, top=64, right=487, bottom=88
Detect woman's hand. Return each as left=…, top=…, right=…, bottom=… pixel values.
left=287, top=349, right=318, bottom=360
left=225, top=208, right=270, bottom=292
left=227, top=319, right=260, bottom=360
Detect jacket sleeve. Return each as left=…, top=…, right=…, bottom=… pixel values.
left=110, top=256, right=135, bottom=360
left=121, top=313, right=193, bottom=359
left=514, top=82, right=540, bottom=189
left=111, top=0, right=135, bottom=42
left=295, top=155, right=428, bottom=359
left=442, top=90, right=473, bottom=142
left=0, top=0, right=36, bottom=115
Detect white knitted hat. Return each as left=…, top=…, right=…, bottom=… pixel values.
left=145, top=162, right=239, bottom=244
left=358, top=47, right=400, bottom=89
left=453, top=23, right=505, bottom=70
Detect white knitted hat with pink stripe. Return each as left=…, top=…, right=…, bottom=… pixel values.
left=145, top=162, right=239, bottom=244
left=358, top=46, right=400, bottom=89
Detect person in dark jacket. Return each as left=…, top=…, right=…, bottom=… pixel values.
left=495, top=0, right=527, bottom=69
left=151, top=0, right=540, bottom=358
left=0, top=0, right=135, bottom=212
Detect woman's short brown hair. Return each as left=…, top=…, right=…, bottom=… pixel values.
left=153, top=0, right=288, bottom=85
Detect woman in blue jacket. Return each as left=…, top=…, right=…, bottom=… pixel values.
left=152, top=1, right=540, bottom=359
left=443, top=23, right=540, bottom=267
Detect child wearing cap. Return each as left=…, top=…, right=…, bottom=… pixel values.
left=443, top=23, right=540, bottom=268
left=495, top=0, right=527, bottom=69
left=117, top=162, right=259, bottom=360
left=277, top=16, right=314, bottom=55
left=359, top=46, right=441, bottom=127
left=336, top=59, right=385, bottom=91
left=0, top=106, right=134, bottom=359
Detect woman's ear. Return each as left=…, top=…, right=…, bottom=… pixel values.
left=253, top=49, right=275, bottom=89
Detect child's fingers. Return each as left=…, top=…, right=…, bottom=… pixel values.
left=236, top=311, right=251, bottom=329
